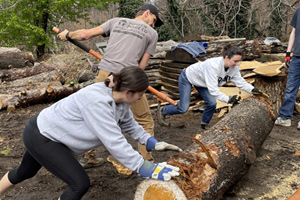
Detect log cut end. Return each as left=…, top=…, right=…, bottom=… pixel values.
left=134, top=179, right=187, bottom=200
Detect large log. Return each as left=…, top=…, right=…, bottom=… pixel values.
left=0, top=71, right=64, bottom=94
left=135, top=97, right=277, bottom=199
left=0, top=62, right=66, bottom=82
left=0, top=81, right=94, bottom=111
left=0, top=51, right=34, bottom=69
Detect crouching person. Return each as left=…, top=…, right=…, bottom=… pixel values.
left=0, top=66, right=182, bottom=200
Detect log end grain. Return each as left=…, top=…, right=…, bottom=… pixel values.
left=134, top=179, right=187, bottom=200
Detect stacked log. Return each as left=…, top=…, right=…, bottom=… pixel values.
left=0, top=48, right=94, bottom=111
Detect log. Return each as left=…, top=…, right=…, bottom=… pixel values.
left=0, top=51, right=34, bottom=69
left=0, top=71, right=64, bottom=94
left=0, top=81, right=94, bottom=111
left=135, top=97, right=277, bottom=199
left=0, top=62, right=66, bottom=82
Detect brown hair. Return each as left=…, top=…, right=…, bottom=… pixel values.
left=222, top=45, right=243, bottom=59
left=105, top=66, right=149, bottom=93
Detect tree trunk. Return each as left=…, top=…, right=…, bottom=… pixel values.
left=135, top=97, right=277, bottom=199
left=0, top=71, right=64, bottom=94
left=0, top=52, right=34, bottom=69
left=0, top=81, right=93, bottom=111
left=0, top=63, right=66, bottom=82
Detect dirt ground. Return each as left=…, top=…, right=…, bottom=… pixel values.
left=0, top=101, right=300, bottom=200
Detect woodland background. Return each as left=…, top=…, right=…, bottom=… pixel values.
left=1, top=0, right=300, bottom=58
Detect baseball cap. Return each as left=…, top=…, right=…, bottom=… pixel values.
left=140, top=4, right=163, bottom=27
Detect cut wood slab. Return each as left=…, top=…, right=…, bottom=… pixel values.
left=253, top=61, right=284, bottom=77
left=161, top=62, right=190, bottom=69
left=216, top=87, right=252, bottom=110
left=239, top=60, right=262, bottom=71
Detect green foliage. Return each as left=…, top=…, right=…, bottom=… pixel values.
left=118, top=0, right=143, bottom=18
left=0, top=0, right=116, bottom=56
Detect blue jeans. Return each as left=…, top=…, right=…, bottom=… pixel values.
left=279, top=56, right=300, bottom=119
left=163, top=69, right=217, bottom=124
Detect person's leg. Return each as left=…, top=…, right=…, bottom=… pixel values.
left=195, top=86, right=216, bottom=126
left=279, top=57, right=300, bottom=119
left=163, top=69, right=193, bottom=115
left=23, top=115, right=90, bottom=200
left=0, top=172, right=13, bottom=196
left=130, top=94, right=155, bottom=161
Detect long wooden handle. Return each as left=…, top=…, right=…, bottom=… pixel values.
left=53, top=27, right=177, bottom=106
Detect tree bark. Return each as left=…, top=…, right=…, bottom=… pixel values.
left=0, top=71, right=64, bottom=94
left=0, top=52, right=34, bottom=69
left=135, top=97, right=277, bottom=199
left=0, top=81, right=94, bottom=111
left=0, top=62, right=66, bottom=82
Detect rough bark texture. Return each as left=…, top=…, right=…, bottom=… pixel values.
left=0, top=62, right=66, bottom=82
left=0, top=52, right=34, bottom=69
left=135, top=98, right=277, bottom=200
left=0, top=81, right=93, bottom=111
left=253, top=74, right=287, bottom=116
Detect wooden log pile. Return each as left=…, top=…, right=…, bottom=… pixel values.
left=0, top=48, right=94, bottom=111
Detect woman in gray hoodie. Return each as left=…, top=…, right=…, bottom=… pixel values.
left=0, top=66, right=181, bottom=200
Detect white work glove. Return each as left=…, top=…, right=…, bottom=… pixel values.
left=154, top=141, right=183, bottom=152
left=139, top=160, right=180, bottom=181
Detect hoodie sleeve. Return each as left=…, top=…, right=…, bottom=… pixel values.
left=202, top=60, right=230, bottom=103
left=230, top=68, right=254, bottom=93
left=80, top=100, right=145, bottom=172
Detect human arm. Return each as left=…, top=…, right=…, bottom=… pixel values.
left=230, top=69, right=254, bottom=94
left=139, top=53, right=151, bottom=70
left=57, top=26, right=105, bottom=41
left=285, top=28, right=296, bottom=67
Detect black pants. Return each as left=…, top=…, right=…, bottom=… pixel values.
left=8, top=115, right=90, bottom=200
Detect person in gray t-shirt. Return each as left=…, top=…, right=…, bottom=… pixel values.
left=57, top=4, right=162, bottom=170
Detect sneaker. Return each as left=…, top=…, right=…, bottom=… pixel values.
left=157, top=106, right=169, bottom=126
left=274, top=117, right=291, bottom=127
left=79, top=157, right=104, bottom=169
left=297, top=121, right=300, bottom=130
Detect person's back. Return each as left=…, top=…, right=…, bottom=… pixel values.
left=99, top=17, right=158, bottom=73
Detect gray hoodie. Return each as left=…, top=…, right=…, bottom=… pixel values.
left=37, top=82, right=151, bottom=172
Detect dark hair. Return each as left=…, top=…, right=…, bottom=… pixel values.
left=222, top=45, right=243, bottom=59
left=105, top=66, right=149, bottom=93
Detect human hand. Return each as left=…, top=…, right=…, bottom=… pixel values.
left=228, top=95, right=242, bottom=105
left=251, top=88, right=269, bottom=98
left=139, top=160, right=180, bottom=181
left=154, top=142, right=183, bottom=152
left=57, top=29, right=69, bottom=41
left=285, top=52, right=291, bottom=68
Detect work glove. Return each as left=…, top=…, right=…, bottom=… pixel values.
left=251, top=88, right=269, bottom=98
left=228, top=95, right=242, bottom=105
left=146, top=137, right=182, bottom=152
left=251, top=88, right=263, bottom=95
left=139, top=160, right=180, bottom=181
left=285, top=52, right=291, bottom=68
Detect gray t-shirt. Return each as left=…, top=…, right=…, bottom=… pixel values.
left=290, top=7, right=300, bottom=56
left=99, top=18, right=158, bottom=73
